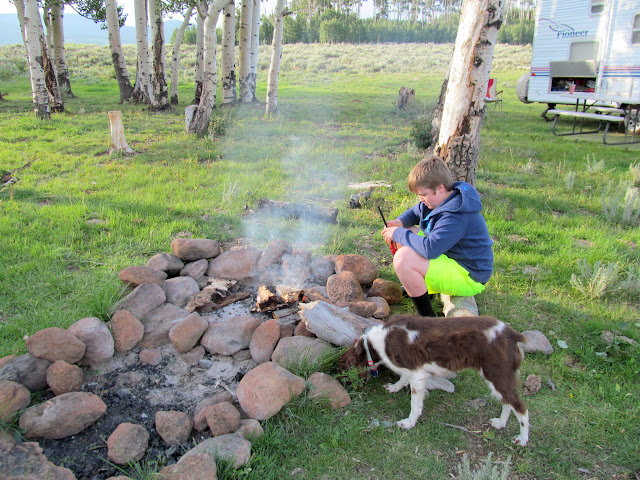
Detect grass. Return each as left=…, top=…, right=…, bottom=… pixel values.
left=1, top=42, right=639, bottom=479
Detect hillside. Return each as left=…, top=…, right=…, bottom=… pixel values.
left=0, top=13, right=185, bottom=46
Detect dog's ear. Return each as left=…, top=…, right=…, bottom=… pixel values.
left=338, top=338, right=364, bottom=371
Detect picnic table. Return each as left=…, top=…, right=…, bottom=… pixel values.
left=547, top=93, right=640, bottom=145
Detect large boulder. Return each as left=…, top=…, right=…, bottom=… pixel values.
left=19, top=392, right=106, bottom=440
left=367, top=278, right=403, bottom=305
left=307, top=372, right=351, bottom=409
left=236, top=362, right=305, bottom=420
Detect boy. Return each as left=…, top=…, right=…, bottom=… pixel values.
left=382, top=155, right=493, bottom=317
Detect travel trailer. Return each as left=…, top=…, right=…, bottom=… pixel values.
left=517, top=0, right=640, bottom=114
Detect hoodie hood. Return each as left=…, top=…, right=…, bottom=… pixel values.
left=429, top=181, right=482, bottom=216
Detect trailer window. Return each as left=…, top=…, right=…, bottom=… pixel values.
left=590, top=0, right=605, bottom=14
left=570, top=42, right=599, bottom=61
left=633, top=14, right=640, bottom=44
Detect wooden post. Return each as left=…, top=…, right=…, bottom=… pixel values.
left=108, top=111, right=134, bottom=155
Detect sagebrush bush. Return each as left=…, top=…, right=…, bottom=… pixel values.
left=410, top=116, right=433, bottom=150
left=601, top=181, right=640, bottom=226
left=570, top=259, right=620, bottom=299
left=456, top=452, right=511, bottom=480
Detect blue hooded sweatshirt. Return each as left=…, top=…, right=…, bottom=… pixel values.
left=391, top=181, right=493, bottom=284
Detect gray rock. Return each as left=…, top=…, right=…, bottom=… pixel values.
left=206, top=247, right=262, bottom=280
left=68, top=317, right=115, bottom=365
left=271, top=336, right=333, bottom=371
left=141, top=303, right=190, bottom=348
left=200, top=315, right=261, bottom=356
left=113, top=283, right=166, bottom=319
left=182, top=433, right=251, bottom=468
left=25, top=328, right=86, bottom=364
left=180, top=259, right=209, bottom=279
left=163, top=276, right=200, bottom=308
left=0, top=354, right=51, bottom=392
left=147, top=253, right=185, bottom=275
left=522, top=330, right=554, bottom=354
left=0, top=440, right=76, bottom=480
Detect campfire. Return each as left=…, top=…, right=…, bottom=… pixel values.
left=0, top=237, right=404, bottom=479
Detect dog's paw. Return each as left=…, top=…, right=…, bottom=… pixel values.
left=512, top=434, right=528, bottom=446
left=396, top=418, right=416, bottom=429
left=384, top=383, right=404, bottom=393
left=490, top=417, right=507, bottom=430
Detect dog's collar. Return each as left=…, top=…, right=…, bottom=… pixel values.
left=362, top=334, right=378, bottom=378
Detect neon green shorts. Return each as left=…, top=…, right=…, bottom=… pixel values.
left=425, top=254, right=486, bottom=296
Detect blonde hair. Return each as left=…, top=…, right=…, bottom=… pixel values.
left=407, top=155, right=454, bottom=193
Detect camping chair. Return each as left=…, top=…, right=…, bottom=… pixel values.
left=485, top=78, right=503, bottom=111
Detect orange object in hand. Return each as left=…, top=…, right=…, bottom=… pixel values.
left=378, top=207, right=398, bottom=256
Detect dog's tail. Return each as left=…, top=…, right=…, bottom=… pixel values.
left=506, top=327, right=527, bottom=369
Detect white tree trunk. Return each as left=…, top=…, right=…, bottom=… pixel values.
left=435, top=0, right=503, bottom=186
left=221, top=0, right=237, bottom=105
left=148, top=0, right=169, bottom=110
left=108, top=110, right=135, bottom=155
left=23, top=0, right=50, bottom=118
left=266, top=0, right=286, bottom=117
left=14, top=0, right=27, bottom=48
left=170, top=6, right=194, bottom=105
left=237, top=0, right=253, bottom=103
left=249, top=0, right=260, bottom=101
left=43, top=6, right=52, bottom=53
left=105, top=0, right=133, bottom=102
left=132, top=0, right=152, bottom=104
left=193, top=11, right=205, bottom=104
left=188, top=0, right=229, bottom=136
left=49, top=3, right=74, bottom=98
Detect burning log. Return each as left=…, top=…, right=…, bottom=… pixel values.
left=256, top=286, right=279, bottom=312
left=197, top=292, right=251, bottom=314
left=257, top=199, right=338, bottom=224
left=299, top=300, right=382, bottom=346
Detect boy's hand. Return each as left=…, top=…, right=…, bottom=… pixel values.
left=382, top=225, right=400, bottom=249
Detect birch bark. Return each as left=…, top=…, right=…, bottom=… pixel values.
left=132, top=0, right=152, bottom=104
left=170, top=6, right=194, bottom=105
left=148, top=0, right=169, bottom=110
left=249, top=0, right=260, bottom=101
left=49, top=3, right=74, bottom=98
left=237, top=0, right=252, bottom=103
left=187, top=0, right=230, bottom=136
left=434, top=0, right=503, bottom=186
left=265, top=0, right=286, bottom=117
left=23, top=0, right=50, bottom=118
left=193, top=9, right=205, bottom=104
left=221, top=0, right=237, bottom=105
left=105, top=0, right=133, bottom=102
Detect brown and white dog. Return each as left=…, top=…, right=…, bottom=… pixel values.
left=338, top=314, right=530, bottom=446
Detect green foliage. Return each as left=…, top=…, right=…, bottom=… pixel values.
left=409, top=116, right=433, bottom=150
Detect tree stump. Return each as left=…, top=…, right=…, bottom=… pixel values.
left=397, top=87, right=415, bottom=110
left=440, top=294, right=478, bottom=317
left=108, top=111, right=134, bottom=155
left=185, top=105, right=198, bottom=133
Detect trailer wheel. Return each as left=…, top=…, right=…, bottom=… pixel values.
left=624, top=109, right=640, bottom=134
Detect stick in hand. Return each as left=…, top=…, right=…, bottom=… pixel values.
left=378, top=206, right=398, bottom=255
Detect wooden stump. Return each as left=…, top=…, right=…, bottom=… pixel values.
left=440, top=294, right=478, bottom=317
left=397, top=87, right=415, bottom=110
left=108, top=111, right=134, bottom=155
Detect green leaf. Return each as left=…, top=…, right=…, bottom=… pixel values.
left=482, top=430, right=496, bottom=440
left=557, top=340, right=569, bottom=349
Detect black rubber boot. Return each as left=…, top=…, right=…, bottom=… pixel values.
left=410, top=292, right=436, bottom=317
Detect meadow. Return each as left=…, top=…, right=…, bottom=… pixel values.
left=0, top=42, right=639, bottom=479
